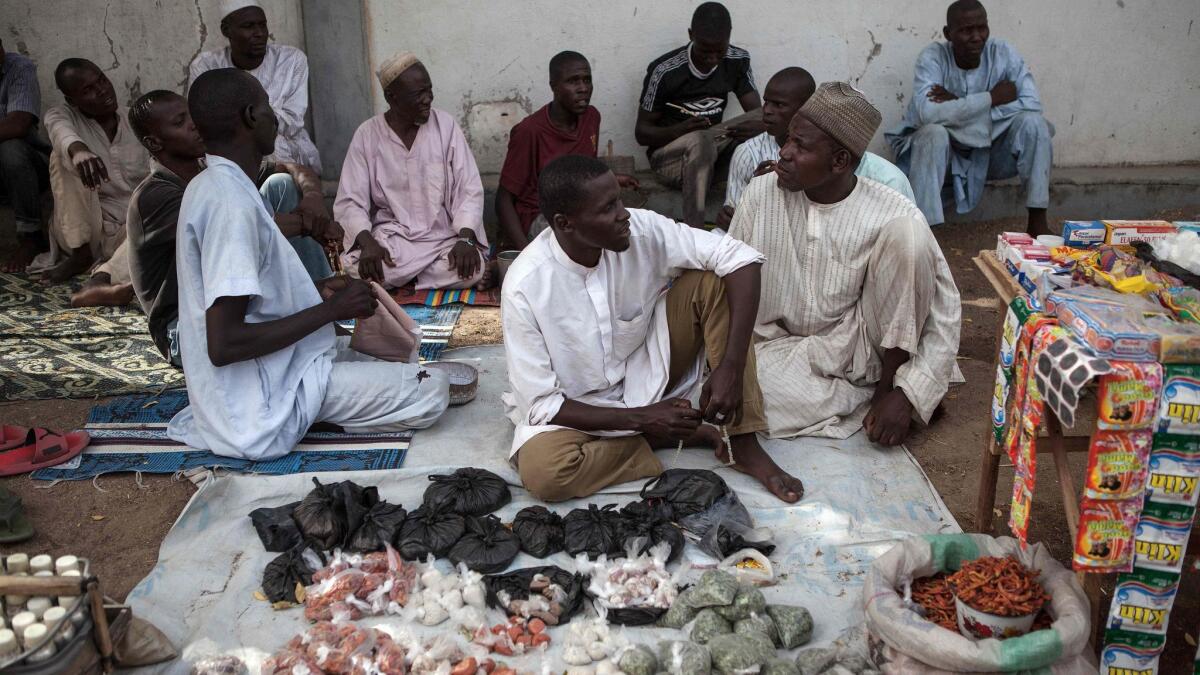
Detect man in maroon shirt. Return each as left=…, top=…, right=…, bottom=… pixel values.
left=495, top=51, right=637, bottom=249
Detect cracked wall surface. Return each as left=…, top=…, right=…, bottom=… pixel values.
left=6, top=0, right=302, bottom=112
left=366, top=0, right=1200, bottom=168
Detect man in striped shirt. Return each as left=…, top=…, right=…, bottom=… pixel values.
left=0, top=39, right=49, bottom=272
left=635, top=2, right=765, bottom=229
left=729, top=83, right=961, bottom=448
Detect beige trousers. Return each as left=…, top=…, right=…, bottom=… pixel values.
left=517, top=270, right=767, bottom=501
left=47, top=148, right=129, bottom=283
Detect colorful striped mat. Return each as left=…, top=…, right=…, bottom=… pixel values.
left=31, top=391, right=413, bottom=481
left=392, top=286, right=500, bottom=307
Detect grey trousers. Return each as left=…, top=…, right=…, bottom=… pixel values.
left=0, top=137, right=49, bottom=234
left=648, top=109, right=763, bottom=228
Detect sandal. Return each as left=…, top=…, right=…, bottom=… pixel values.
left=0, top=488, right=33, bottom=543
left=0, top=427, right=90, bottom=477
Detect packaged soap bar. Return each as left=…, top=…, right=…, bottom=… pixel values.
left=991, top=363, right=1010, bottom=443
left=1084, top=430, right=1152, bottom=500
left=1100, top=628, right=1164, bottom=675
left=1104, top=220, right=1177, bottom=245
left=1143, top=313, right=1200, bottom=363
left=998, top=297, right=1035, bottom=371
left=1098, top=362, right=1162, bottom=429
left=1156, top=365, right=1200, bottom=435
left=1107, top=568, right=1180, bottom=635
left=1147, top=434, right=1200, bottom=507
left=1074, top=499, right=1139, bottom=572
left=1057, top=300, right=1161, bottom=362
left=1132, top=501, right=1195, bottom=575
left=1062, top=220, right=1107, bottom=248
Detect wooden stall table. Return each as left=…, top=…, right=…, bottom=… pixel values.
left=971, top=250, right=1104, bottom=636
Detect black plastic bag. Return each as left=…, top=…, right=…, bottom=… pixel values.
left=448, top=514, right=521, bottom=574
left=620, top=500, right=685, bottom=562
left=423, top=467, right=512, bottom=516
left=345, top=502, right=408, bottom=553
left=293, top=478, right=380, bottom=550
left=688, top=493, right=774, bottom=559
left=483, top=565, right=587, bottom=623
left=640, top=469, right=729, bottom=520
left=396, top=505, right=465, bottom=560
left=249, top=501, right=301, bottom=552
left=602, top=602, right=669, bottom=627
left=262, top=546, right=324, bottom=604
left=563, top=504, right=626, bottom=559
left=512, top=505, right=564, bottom=558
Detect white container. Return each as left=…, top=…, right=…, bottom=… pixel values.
left=24, top=598, right=50, bottom=620
left=57, top=570, right=82, bottom=608
left=0, top=628, right=15, bottom=656
left=954, top=595, right=1036, bottom=640
left=44, top=606, right=72, bottom=646
left=23, top=623, right=54, bottom=662
left=9, top=612, right=35, bottom=639
left=1035, top=234, right=1065, bottom=249
left=27, top=556, right=52, bottom=575
left=53, top=556, right=79, bottom=575
left=4, top=554, right=29, bottom=575
left=21, top=622, right=46, bottom=648
left=5, top=570, right=29, bottom=606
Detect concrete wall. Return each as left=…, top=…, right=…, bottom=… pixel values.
left=5, top=0, right=303, bottom=111
left=364, top=0, right=1200, bottom=172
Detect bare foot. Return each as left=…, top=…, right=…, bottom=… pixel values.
left=475, top=260, right=498, bottom=290
left=1, top=234, right=44, bottom=273
left=70, top=282, right=134, bottom=307
left=718, top=433, right=804, bottom=503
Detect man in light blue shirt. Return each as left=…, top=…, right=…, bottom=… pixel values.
left=886, top=0, right=1053, bottom=235
left=168, top=69, right=449, bottom=461
left=719, top=67, right=913, bottom=228
left=0, top=39, right=49, bottom=272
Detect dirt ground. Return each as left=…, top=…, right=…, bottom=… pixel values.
left=3, top=218, right=1200, bottom=668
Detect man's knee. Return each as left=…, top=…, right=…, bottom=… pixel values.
left=874, top=215, right=931, bottom=265
left=1008, top=112, right=1053, bottom=151
left=0, top=138, right=30, bottom=169
left=517, top=436, right=587, bottom=502
left=911, top=124, right=950, bottom=152
left=260, top=172, right=301, bottom=214
left=681, top=131, right=719, bottom=166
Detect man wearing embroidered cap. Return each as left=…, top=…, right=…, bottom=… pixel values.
left=728, top=82, right=962, bottom=448
left=334, top=53, right=491, bottom=290
left=189, top=0, right=322, bottom=172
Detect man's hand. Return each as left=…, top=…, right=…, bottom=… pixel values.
left=615, top=173, right=641, bottom=190
left=864, top=388, right=914, bottom=447
left=927, top=85, right=959, bottom=103
left=67, top=142, right=108, bottom=190
left=990, top=80, right=1018, bottom=107
left=447, top=239, right=480, bottom=280
left=678, top=116, right=712, bottom=135
left=700, top=361, right=744, bottom=426
left=753, top=159, right=777, bottom=177
left=324, top=277, right=377, bottom=320
left=724, top=120, right=762, bottom=142
left=631, top=398, right=702, bottom=441
left=296, top=192, right=334, bottom=236
left=716, top=205, right=735, bottom=229
left=355, top=232, right=394, bottom=283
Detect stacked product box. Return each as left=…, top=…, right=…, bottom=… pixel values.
left=1097, top=365, right=1200, bottom=675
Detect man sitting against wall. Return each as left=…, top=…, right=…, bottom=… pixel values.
left=495, top=51, right=639, bottom=249
left=718, top=66, right=914, bottom=228
left=0, top=38, right=50, bottom=273
left=636, top=1, right=765, bottom=229
left=169, top=69, right=449, bottom=461
left=335, top=52, right=492, bottom=289
left=886, top=0, right=1053, bottom=235
left=190, top=0, right=323, bottom=173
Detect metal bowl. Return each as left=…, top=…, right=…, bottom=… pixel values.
left=424, top=361, right=479, bottom=406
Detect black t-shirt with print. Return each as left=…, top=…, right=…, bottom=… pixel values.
left=638, top=44, right=757, bottom=134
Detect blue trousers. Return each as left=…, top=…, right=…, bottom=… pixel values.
left=260, top=172, right=333, bottom=281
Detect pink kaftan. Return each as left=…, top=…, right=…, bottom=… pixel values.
left=334, top=109, right=487, bottom=289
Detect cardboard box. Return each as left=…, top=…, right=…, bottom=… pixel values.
left=1104, top=220, right=1176, bottom=245
left=1062, top=220, right=1107, bottom=248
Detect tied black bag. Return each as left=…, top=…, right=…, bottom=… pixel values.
left=448, top=514, right=521, bottom=574
left=345, top=502, right=408, bottom=553
left=512, top=505, right=565, bottom=558
left=396, top=505, right=466, bottom=560
left=248, top=501, right=302, bottom=552
left=620, top=500, right=684, bottom=562
left=639, top=469, right=729, bottom=519
left=563, top=504, right=627, bottom=559
left=293, top=478, right=381, bottom=551
left=262, top=546, right=325, bottom=604
left=483, top=565, right=588, bottom=623
left=423, top=467, right=512, bottom=516
left=640, top=470, right=773, bottom=559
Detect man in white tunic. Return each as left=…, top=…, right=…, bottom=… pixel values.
left=503, top=154, right=804, bottom=503
left=729, top=83, right=962, bottom=446
left=189, top=0, right=321, bottom=172
left=168, top=69, right=448, bottom=461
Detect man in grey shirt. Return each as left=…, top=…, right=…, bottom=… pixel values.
left=0, top=38, right=49, bottom=272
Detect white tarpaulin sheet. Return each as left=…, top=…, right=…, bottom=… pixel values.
left=127, top=345, right=960, bottom=673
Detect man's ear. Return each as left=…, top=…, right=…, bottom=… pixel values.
left=830, top=148, right=852, bottom=176
left=552, top=212, right=571, bottom=232
left=687, top=28, right=694, bottom=43
left=142, top=135, right=164, bottom=154
left=220, top=20, right=232, bottom=40
left=240, top=103, right=257, bottom=131
left=942, top=25, right=952, bottom=42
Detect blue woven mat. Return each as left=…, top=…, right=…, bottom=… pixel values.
left=32, top=391, right=413, bottom=481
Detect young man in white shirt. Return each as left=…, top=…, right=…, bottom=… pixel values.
left=168, top=69, right=448, bottom=461
left=502, top=154, right=804, bottom=503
